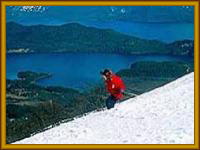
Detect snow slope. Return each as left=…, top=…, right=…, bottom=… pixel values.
left=14, top=73, right=194, bottom=144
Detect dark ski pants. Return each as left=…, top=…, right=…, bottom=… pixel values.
left=106, top=95, right=117, bottom=109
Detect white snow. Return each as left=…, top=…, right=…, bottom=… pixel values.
left=9, top=6, right=47, bottom=13
left=121, top=8, right=126, bottom=14
left=14, top=73, right=194, bottom=144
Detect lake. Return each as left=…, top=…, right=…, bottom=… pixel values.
left=80, top=21, right=194, bottom=43
left=6, top=53, right=193, bottom=90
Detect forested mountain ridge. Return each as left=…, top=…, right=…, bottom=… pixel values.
left=6, top=22, right=193, bottom=57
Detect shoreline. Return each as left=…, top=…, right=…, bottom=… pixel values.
left=31, top=73, right=52, bottom=84
left=6, top=51, right=194, bottom=58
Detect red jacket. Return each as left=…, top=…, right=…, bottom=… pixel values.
left=105, top=74, right=126, bottom=100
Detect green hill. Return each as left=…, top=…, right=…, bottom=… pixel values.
left=116, top=61, right=194, bottom=94
left=6, top=22, right=194, bottom=57
left=6, top=22, right=169, bottom=54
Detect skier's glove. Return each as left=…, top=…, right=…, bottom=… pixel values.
left=120, top=89, right=125, bottom=94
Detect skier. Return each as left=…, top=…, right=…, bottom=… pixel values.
left=100, top=69, right=126, bottom=109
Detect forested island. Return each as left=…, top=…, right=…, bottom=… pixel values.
left=6, top=61, right=194, bottom=143
left=6, top=22, right=194, bottom=57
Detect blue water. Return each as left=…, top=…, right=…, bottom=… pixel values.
left=6, top=53, right=193, bottom=89
left=80, top=21, right=194, bottom=43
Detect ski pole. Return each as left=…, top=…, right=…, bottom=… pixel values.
left=123, top=92, right=138, bottom=97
